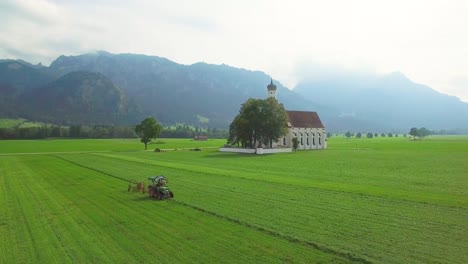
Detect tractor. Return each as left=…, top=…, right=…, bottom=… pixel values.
left=148, top=175, right=174, bottom=200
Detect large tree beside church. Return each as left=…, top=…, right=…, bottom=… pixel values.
left=228, top=97, right=288, bottom=148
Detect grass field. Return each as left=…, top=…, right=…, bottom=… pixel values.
left=1, top=136, right=467, bottom=263
left=0, top=138, right=225, bottom=154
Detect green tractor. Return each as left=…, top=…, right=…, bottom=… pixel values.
left=148, top=176, right=174, bottom=200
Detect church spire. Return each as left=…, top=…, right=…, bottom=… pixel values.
left=267, top=78, right=277, bottom=99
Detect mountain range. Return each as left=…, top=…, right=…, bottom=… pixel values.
left=1, top=51, right=467, bottom=132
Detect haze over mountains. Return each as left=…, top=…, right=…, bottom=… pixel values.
left=1, top=51, right=467, bottom=132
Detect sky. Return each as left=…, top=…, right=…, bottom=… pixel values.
left=1, top=0, right=467, bottom=102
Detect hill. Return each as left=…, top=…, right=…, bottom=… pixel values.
left=294, top=71, right=468, bottom=132
left=1, top=51, right=467, bottom=131
left=0, top=60, right=54, bottom=117
left=48, top=51, right=321, bottom=127
left=20, top=71, right=140, bottom=125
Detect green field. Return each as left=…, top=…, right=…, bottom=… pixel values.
left=1, top=137, right=467, bottom=263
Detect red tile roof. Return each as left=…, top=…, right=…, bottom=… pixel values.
left=287, top=111, right=325, bottom=128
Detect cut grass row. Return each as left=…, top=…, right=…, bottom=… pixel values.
left=0, top=155, right=350, bottom=263
left=57, top=151, right=468, bottom=263
left=0, top=138, right=225, bottom=154
left=98, top=148, right=468, bottom=208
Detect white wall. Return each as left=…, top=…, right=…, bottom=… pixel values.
left=219, top=148, right=256, bottom=154
left=219, top=147, right=292, bottom=154
left=290, top=127, right=327, bottom=150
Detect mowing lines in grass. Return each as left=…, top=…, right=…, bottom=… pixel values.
left=1, top=154, right=352, bottom=263
left=65, top=152, right=468, bottom=264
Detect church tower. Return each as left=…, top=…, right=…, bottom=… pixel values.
left=267, top=79, right=277, bottom=99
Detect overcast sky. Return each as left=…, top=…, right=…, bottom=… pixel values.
left=1, top=0, right=467, bottom=102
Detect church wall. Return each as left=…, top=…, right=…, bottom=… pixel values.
left=274, top=127, right=327, bottom=150
left=290, top=127, right=327, bottom=150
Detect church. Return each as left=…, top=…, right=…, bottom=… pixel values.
left=267, top=80, right=327, bottom=150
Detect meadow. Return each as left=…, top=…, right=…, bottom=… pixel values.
left=0, top=136, right=467, bottom=263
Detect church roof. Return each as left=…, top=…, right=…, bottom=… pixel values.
left=287, top=111, right=325, bottom=128
left=267, top=79, right=277, bottom=91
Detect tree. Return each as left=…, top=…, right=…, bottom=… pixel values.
left=292, top=137, right=299, bottom=151
left=366, top=132, right=373, bottom=138
left=356, top=132, right=362, bottom=138
left=381, top=133, right=386, bottom=137
left=409, top=127, right=420, bottom=140
left=374, top=133, right=378, bottom=137
left=409, top=127, right=432, bottom=140
left=135, top=117, right=162, bottom=150
left=345, top=131, right=352, bottom=138
left=228, top=98, right=288, bottom=148
left=388, top=133, right=393, bottom=137
left=419, top=127, right=431, bottom=137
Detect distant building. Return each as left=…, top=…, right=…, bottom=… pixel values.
left=267, top=80, right=327, bottom=150
left=193, top=135, right=208, bottom=141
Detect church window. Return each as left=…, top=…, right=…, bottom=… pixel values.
left=283, top=137, right=286, bottom=145
left=306, top=133, right=309, bottom=145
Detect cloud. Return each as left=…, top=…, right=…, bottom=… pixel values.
left=166, top=16, right=219, bottom=32
left=448, top=76, right=468, bottom=102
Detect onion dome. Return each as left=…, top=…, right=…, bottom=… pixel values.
left=267, top=79, right=277, bottom=91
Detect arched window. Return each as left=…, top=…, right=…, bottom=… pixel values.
left=312, top=133, right=315, bottom=145
left=319, top=133, right=322, bottom=145
left=306, top=133, right=309, bottom=145
left=300, top=133, right=303, bottom=145
left=283, top=137, right=286, bottom=145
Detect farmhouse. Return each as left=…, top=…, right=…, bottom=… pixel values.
left=268, top=80, right=327, bottom=150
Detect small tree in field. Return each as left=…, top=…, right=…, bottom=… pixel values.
left=366, top=132, right=373, bottom=138
left=409, top=127, right=420, bottom=140
left=345, top=131, right=352, bottom=138
left=356, top=132, right=362, bottom=138
left=135, top=117, right=162, bottom=150
left=292, top=137, right=299, bottom=151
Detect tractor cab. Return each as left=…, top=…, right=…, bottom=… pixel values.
left=148, top=175, right=174, bottom=200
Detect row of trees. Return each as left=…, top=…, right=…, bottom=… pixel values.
left=227, top=98, right=288, bottom=148
left=160, top=125, right=227, bottom=139
left=0, top=125, right=137, bottom=140
left=0, top=122, right=227, bottom=141
left=341, top=127, right=435, bottom=139
left=344, top=132, right=404, bottom=138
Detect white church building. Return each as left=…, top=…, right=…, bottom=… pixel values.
left=221, top=80, right=327, bottom=154
left=268, top=80, right=327, bottom=150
